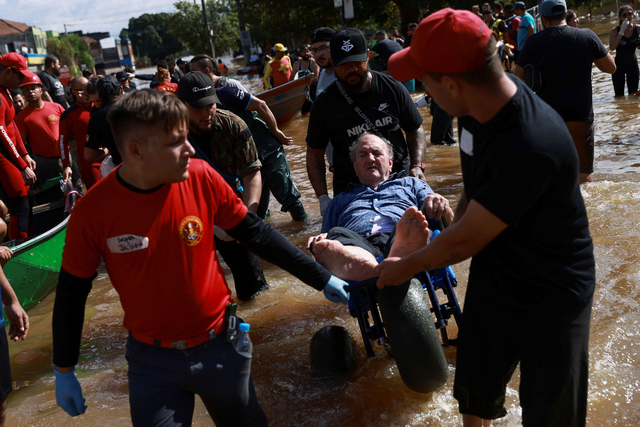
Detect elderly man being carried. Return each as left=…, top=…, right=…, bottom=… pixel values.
left=307, top=133, right=453, bottom=283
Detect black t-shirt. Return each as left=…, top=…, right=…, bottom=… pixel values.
left=371, top=39, right=403, bottom=66
left=459, top=76, right=595, bottom=319
left=38, top=71, right=68, bottom=109
left=307, top=71, right=423, bottom=191
left=86, top=103, right=121, bottom=165
left=215, top=83, right=274, bottom=147
left=516, top=25, right=608, bottom=122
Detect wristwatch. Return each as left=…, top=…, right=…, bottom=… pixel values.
left=411, top=162, right=426, bottom=171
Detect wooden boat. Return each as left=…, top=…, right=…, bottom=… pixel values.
left=3, top=178, right=69, bottom=314
left=256, top=74, right=313, bottom=123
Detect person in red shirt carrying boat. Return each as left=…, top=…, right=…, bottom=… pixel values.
left=51, top=89, right=350, bottom=426
left=263, top=43, right=292, bottom=89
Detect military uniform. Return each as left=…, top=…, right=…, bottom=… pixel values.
left=206, top=109, right=261, bottom=178
left=188, top=109, right=268, bottom=302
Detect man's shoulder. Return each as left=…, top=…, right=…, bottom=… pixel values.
left=46, top=101, right=65, bottom=116
left=214, top=110, right=251, bottom=138
left=15, top=106, right=32, bottom=123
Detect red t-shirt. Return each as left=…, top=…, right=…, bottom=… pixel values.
left=59, top=101, right=93, bottom=167
left=16, top=101, right=65, bottom=158
left=155, top=82, right=178, bottom=93
left=0, top=86, right=28, bottom=170
left=61, top=159, right=248, bottom=341
left=506, top=16, right=521, bottom=51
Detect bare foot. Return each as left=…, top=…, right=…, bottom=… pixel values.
left=388, top=207, right=430, bottom=258
left=312, top=239, right=378, bottom=281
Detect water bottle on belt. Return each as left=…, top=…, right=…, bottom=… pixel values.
left=234, top=323, right=253, bottom=358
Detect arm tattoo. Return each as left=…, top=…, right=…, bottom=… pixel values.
left=407, top=127, right=426, bottom=164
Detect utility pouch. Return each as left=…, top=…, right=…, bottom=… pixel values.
left=225, top=303, right=239, bottom=343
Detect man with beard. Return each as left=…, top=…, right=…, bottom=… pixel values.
left=306, top=28, right=427, bottom=215
left=311, top=27, right=337, bottom=96
left=59, top=76, right=100, bottom=189
left=9, top=89, right=24, bottom=115
left=38, top=55, right=68, bottom=109
left=290, top=45, right=320, bottom=82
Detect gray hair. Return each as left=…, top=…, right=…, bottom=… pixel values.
left=349, top=132, right=394, bottom=162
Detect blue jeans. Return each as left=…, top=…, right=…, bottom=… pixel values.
left=126, top=333, right=268, bottom=427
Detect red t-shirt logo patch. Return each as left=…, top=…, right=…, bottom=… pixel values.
left=179, top=216, right=204, bottom=246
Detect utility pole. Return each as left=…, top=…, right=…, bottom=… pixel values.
left=64, top=24, right=69, bottom=36
left=235, top=0, right=252, bottom=65
left=200, top=0, right=215, bottom=58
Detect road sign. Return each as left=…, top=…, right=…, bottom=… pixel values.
left=240, top=30, right=252, bottom=47
left=344, top=0, right=354, bottom=19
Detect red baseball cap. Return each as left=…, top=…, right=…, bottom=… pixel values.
left=0, top=52, right=28, bottom=73
left=20, top=70, right=41, bottom=87
left=388, top=8, right=492, bottom=81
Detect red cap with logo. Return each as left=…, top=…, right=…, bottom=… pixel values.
left=0, top=52, right=29, bottom=73
left=19, top=70, right=41, bottom=87
left=388, top=8, right=492, bottom=81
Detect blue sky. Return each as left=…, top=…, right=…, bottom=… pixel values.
left=3, top=0, right=178, bottom=39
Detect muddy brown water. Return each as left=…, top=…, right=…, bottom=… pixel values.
left=4, top=15, right=640, bottom=427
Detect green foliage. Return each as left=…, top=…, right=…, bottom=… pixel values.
left=168, top=1, right=240, bottom=57
left=241, top=0, right=446, bottom=49
left=126, top=13, right=184, bottom=61
left=46, top=34, right=94, bottom=77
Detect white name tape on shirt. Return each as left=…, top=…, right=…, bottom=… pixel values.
left=461, top=128, right=473, bottom=156
left=107, top=235, right=149, bottom=254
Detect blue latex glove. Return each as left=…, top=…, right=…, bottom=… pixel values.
left=54, top=367, right=87, bottom=416
left=323, top=275, right=350, bottom=304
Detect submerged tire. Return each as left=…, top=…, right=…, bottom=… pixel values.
left=378, top=278, right=449, bottom=393
left=310, top=325, right=356, bottom=372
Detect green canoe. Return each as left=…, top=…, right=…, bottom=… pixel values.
left=3, top=178, right=69, bottom=317
left=4, top=210, right=68, bottom=314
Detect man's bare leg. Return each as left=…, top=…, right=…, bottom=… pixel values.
left=0, top=398, right=7, bottom=427
left=388, top=207, right=431, bottom=258
left=462, top=414, right=492, bottom=427
left=312, top=240, right=378, bottom=281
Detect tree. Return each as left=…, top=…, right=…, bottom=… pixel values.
left=168, top=1, right=240, bottom=57
left=46, top=34, right=94, bottom=77
left=126, top=13, right=184, bottom=61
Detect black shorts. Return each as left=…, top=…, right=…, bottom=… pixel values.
left=453, top=295, right=591, bottom=425
left=326, top=227, right=395, bottom=259
left=0, top=326, right=12, bottom=402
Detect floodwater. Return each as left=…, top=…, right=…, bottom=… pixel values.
left=4, top=15, right=640, bottom=427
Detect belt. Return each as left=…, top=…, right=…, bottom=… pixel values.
left=130, top=319, right=225, bottom=350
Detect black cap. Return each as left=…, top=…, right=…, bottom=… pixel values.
left=311, top=27, right=336, bottom=45
left=82, top=69, right=93, bottom=78
left=115, top=71, right=128, bottom=82
left=97, top=75, right=120, bottom=96
left=177, top=58, right=185, bottom=65
left=330, top=28, right=368, bottom=67
left=177, top=71, right=220, bottom=109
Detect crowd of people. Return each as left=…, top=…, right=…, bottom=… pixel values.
left=0, top=0, right=631, bottom=425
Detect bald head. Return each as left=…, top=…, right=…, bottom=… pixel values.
left=71, top=76, right=88, bottom=90
left=71, top=76, right=90, bottom=106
